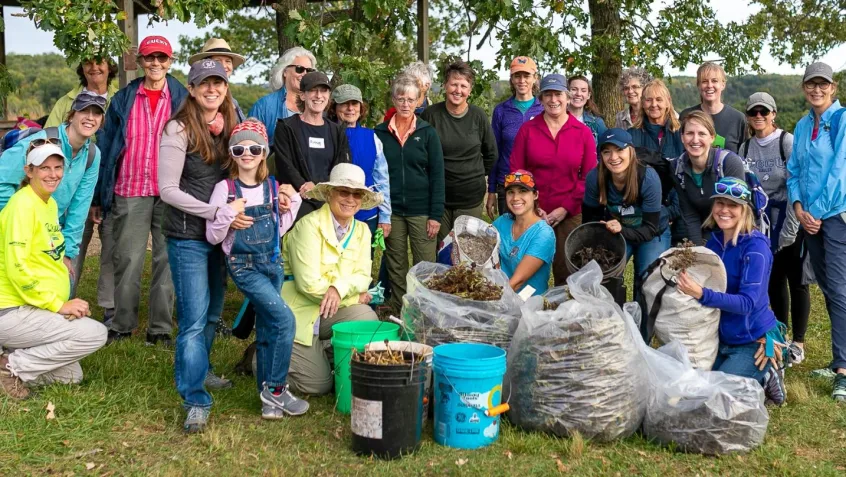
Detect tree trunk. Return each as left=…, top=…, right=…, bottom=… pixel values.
left=275, top=0, right=307, bottom=56
left=588, top=0, right=623, bottom=124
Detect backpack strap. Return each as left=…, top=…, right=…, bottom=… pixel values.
left=225, top=178, right=237, bottom=203
left=739, top=138, right=750, bottom=159
left=778, top=130, right=787, bottom=163
left=712, top=147, right=729, bottom=179
left=44, top=127, right=60, bottom=140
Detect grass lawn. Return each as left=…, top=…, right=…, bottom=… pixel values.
left=2, top=254, right=845, bottom=476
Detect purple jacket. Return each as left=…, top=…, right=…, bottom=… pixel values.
left=488, top=97, right=545, bottom=192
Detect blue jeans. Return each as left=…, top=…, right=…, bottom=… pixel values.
left=627, top=228, right=671, bottom=300
left=168, top=239, right=226, bottom=409
left=804, top=213, right=846, bottom=370
left=227, top=254, right=295, bottom=391
left=712, top=342, right=769, bottom=385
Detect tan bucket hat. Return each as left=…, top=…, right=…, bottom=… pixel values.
left=188, top=38, right=245, bottom=69
left=305, top=163, right=383, bottom=210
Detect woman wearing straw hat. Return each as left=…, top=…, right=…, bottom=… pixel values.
left=282, top=163, right=381, bottom=395
left=188, top=38, right=248, bottom=122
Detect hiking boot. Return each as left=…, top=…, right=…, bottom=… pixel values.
left=0, top=356, right=30, bottom=400
left=787, top=341, right=805, bottom=366
left=146, top=333, right=173, bottom=347
left=261, top=403, right=286, bottom=420
left=260, top=385, right=309, bottom=417
left=763, top=367, right=786, bottom=406
left=833, top=373, right=846, bottom=403
left=106, top=330, right=131, bottom=345
left=183, top=406, right=210, bottom=434
left=204, top=370, right=233, bottom=390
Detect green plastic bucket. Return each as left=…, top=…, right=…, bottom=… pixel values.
left=331, top=321, right=401, bottom=414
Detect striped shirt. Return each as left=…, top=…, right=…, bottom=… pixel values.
left=113, top=84, right=172, bottom=198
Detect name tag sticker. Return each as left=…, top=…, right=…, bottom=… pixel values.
left=620, top=206, right=636, bottom=216
left=309, top=137, right=325, bottom=149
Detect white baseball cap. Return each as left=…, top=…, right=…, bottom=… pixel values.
left=27, top=144, right=66, bottom=166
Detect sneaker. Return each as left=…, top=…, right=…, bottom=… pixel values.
left=261, top=403, right=286, bottom=420
left=787, top=342, right=805, bottom=366
left=811, top=367, right=838, bottom=379
left=259, top=385, right=309, bottom=417
left=0, top=355, right=30, bottom=400
left=204, top=370, right=233, bottom=390
left=106, top=330, right=131, bottom=345
left=763, top=367, right=786, bottom=406
left=183, top=406, right=210, bottom=434
left=834, top=373, right=846, bottom=403
left=146, top=333, right=173, bottom=347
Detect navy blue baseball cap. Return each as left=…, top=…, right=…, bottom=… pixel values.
left=539, top=74, right=568, bottom=93
left=599, top=128, right=634, bottom=149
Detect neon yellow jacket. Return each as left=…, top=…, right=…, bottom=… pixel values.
left=0, top=186, right=70, bottom=312
left=282, top=204, right=373, bottom=345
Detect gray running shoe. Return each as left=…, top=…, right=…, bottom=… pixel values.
left=833, top=374, right=846, bottom=403
left=260, top=385, right=309, bottom=417
left=811, top=368, right=837, bottom=379
left=204, top=370, right=233, bottom=390
left=261, top=403, right=286, bottom=420
left=183, top=406, right=210, bottom=434
left=787, top=342, right=805, bottom=366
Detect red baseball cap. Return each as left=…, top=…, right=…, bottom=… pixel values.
left=138, top=36, right=173, bottom=57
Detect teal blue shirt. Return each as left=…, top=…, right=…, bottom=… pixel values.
left=0, top=124, right=100, bottom=259
left=493, top=215, right=555, bottom=295
left=513, top=97, right=535, bottom=115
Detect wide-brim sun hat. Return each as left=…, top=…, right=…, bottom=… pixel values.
left=305, top=163, right=383, bottom=210
left=188, top=38, right=245, bottom=69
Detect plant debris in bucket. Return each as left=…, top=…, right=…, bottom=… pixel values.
left=572, top=246, right=621, bottom=272
left=456, top=232, right=497, bottom=264
left=352, top=341, right=426, bottom=365
left=667, top=239, right=697, bottom=272
left=425, top=263, right=503, bottom=301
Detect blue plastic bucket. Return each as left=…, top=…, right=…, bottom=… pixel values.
left=432, top=343, right=507, bottom=449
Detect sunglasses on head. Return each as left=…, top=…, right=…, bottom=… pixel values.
left=746, top=107, right=771, bottom=117
left=229, top=144, right=266, bottom=157
left=289, top=65, right=316, bottom=74
left=28, top=137, right=60, bottom=151
left=505, top=172, right=535, bottom=187
left=335, top=188, right=364, bottom=200
left=142, top=53, right=170, bottom=64
left=715, top=182, right=751, bottom=201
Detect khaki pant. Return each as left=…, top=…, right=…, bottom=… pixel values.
left=0, top=306, right=107, bottom=384
left=287, top=304, right=378, bottom=395
left=384, top=215, right=437, bottom=310
left=552, top=214, right=582, bottom=286
left=437, top=201, right=485, bottom=244
left=71, top=214, right=116, bottom=309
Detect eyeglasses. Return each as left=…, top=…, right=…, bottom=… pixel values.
left=334, top=188, right=364, bottom=200
left=394, top=98, right=416, bottom=105
left=746, top=107, right=771, bottom=117
left=803, top=81, right=831, bottom=92
left=622, top=84, right=642, bottom=92
left=715, top=182, right=751, bottom=201
left=229, top=145, right=266, bottom=157
left=288, top=65, right=316, bottom=74
left=142, top=54, right=170, bottom=64
left=504, top=172, right=536, bottom=189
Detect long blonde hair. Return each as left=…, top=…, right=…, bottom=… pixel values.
left=632, top=79, right=680, bottom=131
left=702, top=200, right=755, bottom=246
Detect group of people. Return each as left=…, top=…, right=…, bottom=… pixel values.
left=1, top=33, right=845, bottom=435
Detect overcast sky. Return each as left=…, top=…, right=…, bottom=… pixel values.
left=4, top=3, right=845, bottom=84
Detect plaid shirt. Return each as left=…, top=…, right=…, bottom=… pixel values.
left=113, top=83, right=172, bottom=197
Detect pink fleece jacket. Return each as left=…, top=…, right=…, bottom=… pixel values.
left=509, top=114, right=597, bottom=216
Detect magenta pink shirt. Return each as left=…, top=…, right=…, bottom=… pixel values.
left=510, top=114, right=597, bottom=216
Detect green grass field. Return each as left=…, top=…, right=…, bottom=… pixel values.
left=2, top=254, right=845, bottom=475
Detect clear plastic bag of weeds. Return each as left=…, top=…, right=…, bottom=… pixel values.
left=642, top=341, right=769, bottom=455
left=506, top=261, right=647, bottom=441
left=401, top=261, right=522, bottom=349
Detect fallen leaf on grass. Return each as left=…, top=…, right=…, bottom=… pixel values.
left=85, top=463, right=95, bottom=471
left=46, top=401, right=56, bottom=420
left=334, top=427, right=343, bottom=440
left=121, top=442, right=129, bottom=448
left=504, top=450, right=513, bottom=460
left=556, top=459, right=568, bottom=473
left=62, top=440, right=70, bottom=447
left=636, top=450, right=648, bottom=457
left=456, top=458, right=468, bottom=466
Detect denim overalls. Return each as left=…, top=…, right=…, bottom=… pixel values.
left=225, top=177, right=296, bottom=391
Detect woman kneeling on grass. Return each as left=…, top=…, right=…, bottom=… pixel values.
left=0, top=144, right=107, bottom=400
left=282, top=164, right=382, bottom=395
left=491, top=170, right=555, bottom=296
left=206, top=119, right=308, bottom=419
left=677, top=177, right=786, bottom=405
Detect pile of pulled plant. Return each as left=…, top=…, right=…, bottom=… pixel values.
left=425, top=263, right=502, bottom=301
left=456, top=232, right=498, bottom=265
left=572, top=245, right=621, bottom=273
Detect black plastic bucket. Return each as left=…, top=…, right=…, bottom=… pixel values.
left=564, top=222, right=627, bottom=279
left=351, top=348, right=431, bottom=459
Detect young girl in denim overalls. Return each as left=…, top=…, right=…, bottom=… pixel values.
left=206, top=119, right=309, bottom=419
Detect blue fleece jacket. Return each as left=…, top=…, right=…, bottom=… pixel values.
left=700, top=229, right=778, bottom=345
left=247, top=87, right=294, bottom=146
left=488, top=97, right=544, bottom=191
left=786, top=100, right=846, bottom=220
